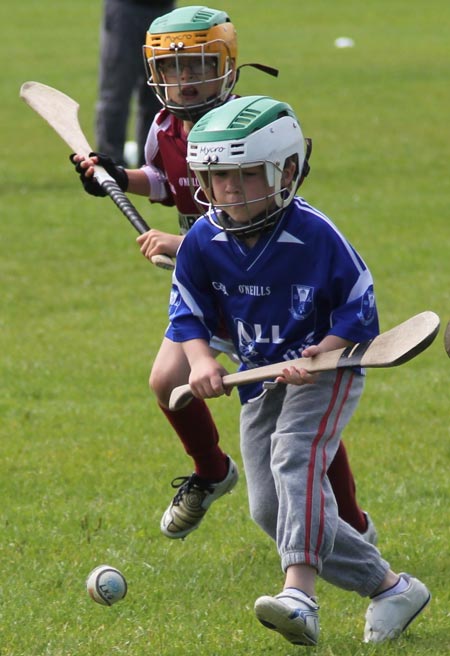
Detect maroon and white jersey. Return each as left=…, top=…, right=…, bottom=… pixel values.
left=142, top=98, right=238, bottom=234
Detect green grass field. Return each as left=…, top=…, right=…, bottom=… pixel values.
left=2, top=1, right=449, bottom=654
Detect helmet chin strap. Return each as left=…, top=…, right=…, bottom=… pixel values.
left=164, top=82, right=235, bottom=122
left=165, top=96, right=220, bottom=122
left=217, top=206, right=285, bottom=238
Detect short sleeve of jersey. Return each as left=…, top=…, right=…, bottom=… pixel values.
left=143, top=109, right=202, bottom=214
left=142, top=110, right=174, bottom=206
left=166, top=218, right=220, bottom=344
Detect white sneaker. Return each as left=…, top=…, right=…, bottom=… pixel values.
left=361, top=512, right=378, bottom=545
left=254, top=588, right=320, bottom=646
left=160, top=456, right=238, bottom=539
left=364, top=573, right=430, bottom=643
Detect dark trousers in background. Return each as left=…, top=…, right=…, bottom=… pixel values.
left=96, top=0, right=175, bottom=166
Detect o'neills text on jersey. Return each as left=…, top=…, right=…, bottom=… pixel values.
left=238, top=285, right=271, bottom=297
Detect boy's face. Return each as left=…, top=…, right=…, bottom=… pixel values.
left=156, top=55, right=222, bottom=110
left=209, top=166, right=275, bottom=223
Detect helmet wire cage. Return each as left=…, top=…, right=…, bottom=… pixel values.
left=189, top=159, right=299, bottom=237
left=143, top=41, right=237, bottom=122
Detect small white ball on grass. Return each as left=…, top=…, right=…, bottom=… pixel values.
left=86, top=565, right=127, bottom=606
left=334, top=37, right=355, bottom=48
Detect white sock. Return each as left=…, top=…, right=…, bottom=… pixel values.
left=282, top=588, right=318, bottom=604
left=283, top=587, right=310, bottom=597
left=371, top=575, right=409, bottom=600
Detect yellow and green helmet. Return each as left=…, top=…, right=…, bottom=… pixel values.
left=144, top=6, right=237, bottom=120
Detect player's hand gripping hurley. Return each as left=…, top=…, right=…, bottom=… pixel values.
left=19, top=81, right=173, bottom=270
left=169, top=311, right=440, bottom=410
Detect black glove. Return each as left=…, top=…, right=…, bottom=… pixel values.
left=69, top=152, right=129, bottom=197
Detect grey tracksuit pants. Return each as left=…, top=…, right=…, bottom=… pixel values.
left=240, top=369, right=389, bottom=597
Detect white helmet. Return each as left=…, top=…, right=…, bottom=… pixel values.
left=187, top=95, right=311, bottom=236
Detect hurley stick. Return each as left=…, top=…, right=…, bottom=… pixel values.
left=20, top=81, right=174, bottom=270
left=169, top=311, right=440, bottom=410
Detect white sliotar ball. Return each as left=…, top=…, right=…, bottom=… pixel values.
left=86, top=565, right=127, bottom=606
left=334, top=36, right=355, bottom=48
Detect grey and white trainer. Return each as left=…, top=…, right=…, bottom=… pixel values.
left=364, top=573, right=430, bottom=643
left=160, top=456, right=238, bottom=539
left=254, top=588, right=320, bottom=646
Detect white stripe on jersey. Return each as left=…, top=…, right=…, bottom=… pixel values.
left=246, top=227, right=281, bottom=272
left=277, top=230, right=305, bottom=245
left=347, top=268, right=374, bottom=303
left=212, top=232, right=228, bottom=242
left=295, top=197, right=367, bottom=275
left=144, top=110, right=172, bottom=164
left=208, top=210, right=283, bottom=272
left=172, top=271, right=211, bottom=337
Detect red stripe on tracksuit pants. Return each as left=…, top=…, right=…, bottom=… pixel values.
left=304, top=370, right=355, bottom=566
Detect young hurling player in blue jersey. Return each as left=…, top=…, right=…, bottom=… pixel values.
left=166, top=96, right=430, bottom=646
left=72, top=5, right=376, bottom=546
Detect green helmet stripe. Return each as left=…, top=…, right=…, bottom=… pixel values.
left=150, top=6, right=230, bottom=34
left=189, top=96, right=296, bottom=143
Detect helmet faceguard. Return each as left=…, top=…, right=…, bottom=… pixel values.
left=187, top=96, right=311, bottom=236
left=143, top=6, right=237, bottom=121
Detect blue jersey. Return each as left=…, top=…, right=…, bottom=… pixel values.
left=167, top=197, right=379, bottom=403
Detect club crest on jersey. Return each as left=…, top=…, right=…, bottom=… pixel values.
left=290, top=285, right=314, bottom=320
left=235, top=319, right=259, bottom=359
left=357, top=286, right=376, bottom=326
